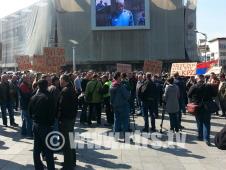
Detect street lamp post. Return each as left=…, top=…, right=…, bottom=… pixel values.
left=194, top=30, right=208, bottom=62
left=69, top=39, right=78, bottom=72
left=72, top=46, right=76, bottom=71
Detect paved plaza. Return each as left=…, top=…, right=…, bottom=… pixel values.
left=0, top=110, right=226, bottom=170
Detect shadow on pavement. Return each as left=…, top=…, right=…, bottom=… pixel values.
left=0, top=159, right=34, bottom=169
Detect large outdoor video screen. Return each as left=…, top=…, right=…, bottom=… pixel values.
left=91, top=0, right=150, bottom=30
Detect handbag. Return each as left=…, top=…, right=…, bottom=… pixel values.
left=186, top=102, right=200, bottom=115
left=203, top=100, right=219, bottom=114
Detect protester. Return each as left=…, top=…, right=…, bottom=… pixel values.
left=136, top=74, right=144, bottom=116
left=110, top=72, right=130, bottom=133
left=163, top=77, right=180, bottom=132
left=0, top=74, right=18, bottom=127
left=9, top=75, right=20, bottom=111
left=20, top=74, right=33, bottom=137
left=173, top=72, right=186, bottom=129
left=153, top=75, right=161, bottom=118
left=85, top=74, right=103, bottom=126
left=139, top=72, right=157, bottom=132
left=48, top=76, right=61, bottom=130
left=188, top=74, right=217, bottom=146
left=208, top=73, right=220, bottom=116
left=79, top=72, right=92, bottom=124
left=28, top=79, right=55, bottom=170
left=129, top=72, right=137, bottom=115
left=101, top=75, right=114, bottom=125
left=58, top=74, right=77, bottom=169
left=74, top=73, right=82, bottom=94
left=218, top=73, right=226, bottom=117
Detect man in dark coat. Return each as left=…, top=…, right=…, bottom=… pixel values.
left=188, top=74, right=216, bottom=146
left=28, top=79, right=55, bottom=170
left=139, top=72, right=157, bottom=132
left=0, top=74, right=18, bottom=127
left=58, top=74, right=78, bottom=169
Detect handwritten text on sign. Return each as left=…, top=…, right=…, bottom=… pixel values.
left=143, top=61, right=162, bottom=74
left=171, top=62, right=197, bottom=76
left=16, top=55, right=32, bottom=71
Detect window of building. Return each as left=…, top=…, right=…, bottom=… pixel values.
left=220, top=52, right=226, bottom=56
left=219, top=44, right=226, bottom=49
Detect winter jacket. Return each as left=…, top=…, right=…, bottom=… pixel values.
left=164, top=84, right=180, bottom=113
left=58, top=83, right=78, bottom=120
left=110, top=81, right=130, bottom=109
left=85, top=79, right=103, bottom=103
left=28, top=90, right=55, bottom=126
left=19, top=82, right=32, bottom=110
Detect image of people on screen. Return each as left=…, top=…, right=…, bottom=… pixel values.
left=95, top=0, right=146, bottom=27
left=111, top=0, right=134, bottom=26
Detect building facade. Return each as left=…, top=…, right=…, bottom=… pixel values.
left=208, top=38, right=226, bottom=66
left=0, top=0, right=197, bottom=71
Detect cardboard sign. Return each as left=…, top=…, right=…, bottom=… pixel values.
left=16, top=55, right=32, bottom=71
left=43, top=47, right=65, bottom=57
left=143, top=61, right=162, bottom=74
left=33, top=55, right=47, bottom=73
left=32, top=47, right=66, bottom=73
left=116, top=63, right=132, bottom=73
left=170, top=62, right=197, bottom=76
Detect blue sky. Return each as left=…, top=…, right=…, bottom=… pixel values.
left=197, top=0, right=226, bottom=40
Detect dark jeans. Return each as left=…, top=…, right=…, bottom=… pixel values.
left=59, top=118, right=76, bottom=169
left=143, top=101, right=156, bottom=130
left=103, top=97, right=114, bottom=124
left=195, top=110, right=211, bottom=142
left=137, top=98, right=143, bottom=115
left=80, top=102, right=88, bottom=123
left=219, top=99, right=226, bottom=115
left=88, top=103, right=102, bottom=124
left=21, top=110, right=33, bottom=137
left=153, top=99, right=159, bottom=117
left=33, top=123, right=55, bottom=170
left=130, top=94, right=136, bottom=115
left=178, top=98, right=186, bottom=127
left=113, top=105, right=130, bottom=132
left=0, top=101, right=15, bottom=125
left=169, top=112, right=179, bottom=131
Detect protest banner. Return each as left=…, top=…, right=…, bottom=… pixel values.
left=170, top=62, right=197, bottom=76
left=16, top=55, right=32, bottom=71
left=42, top=47, right=66, bottom=73
left=116, top=63, right=132, bottom=73
left=33, top=55, right=47, bottom=73
left=143, top=60, right=162, bottom=74
left=43, top=47, right=65, bottom=57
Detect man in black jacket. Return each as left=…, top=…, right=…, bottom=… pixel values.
left=139, top=72, right=157, bottom=132
left=0, top=74, right=18, bottom=127
left=58, top=74, right=77, bottom=169
left=188, top=74, right=216, bottom=146
left=80, top=72, right=92, bottom=124
left=28, top=79, right=55, bottom=170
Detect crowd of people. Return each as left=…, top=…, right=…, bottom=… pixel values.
left=0, top=70, right=226, bottom=169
